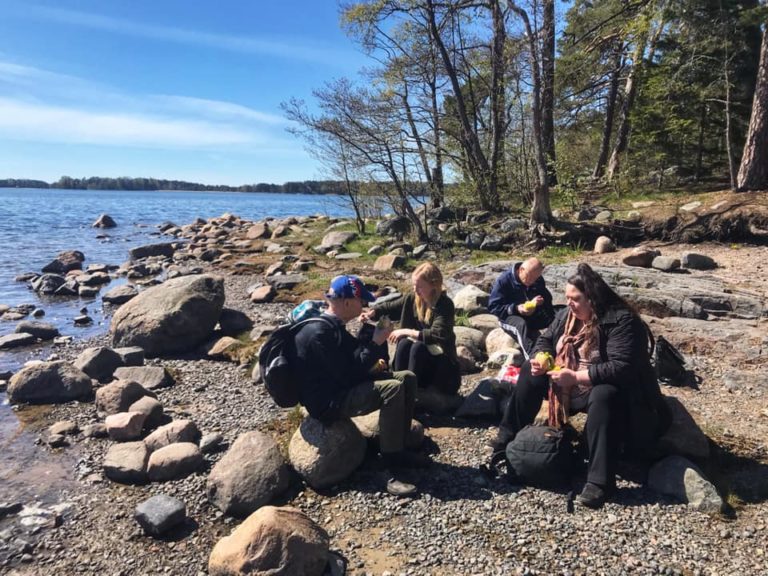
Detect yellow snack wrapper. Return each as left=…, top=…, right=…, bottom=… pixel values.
left=523, top=300, right=537, bottom=312
left=534, top=351, right=555, bottom=371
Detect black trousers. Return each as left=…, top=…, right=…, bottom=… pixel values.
left=393, top=338, right=460, bottom=395
left=497, top=361, right=621, bottom=487
left=500, top=315, right=540, bottom=358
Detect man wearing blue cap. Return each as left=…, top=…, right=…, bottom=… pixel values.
left=293, top=274, right=427, bottom=496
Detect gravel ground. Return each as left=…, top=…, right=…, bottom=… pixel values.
left=2, top=245, right=768, bottom=576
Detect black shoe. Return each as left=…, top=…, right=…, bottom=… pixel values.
left=575, top=482, right=613, bottom=509
left=379, top=451, right=431, bottom=470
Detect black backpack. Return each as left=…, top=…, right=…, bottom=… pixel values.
left=258, top=316, right=339, bottom=408
left=654, top=335, right=688, bottom=386
left=504, top=425, right=576, bottom=488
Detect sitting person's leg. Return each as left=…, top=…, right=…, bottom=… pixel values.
left=499, top=315, right=539, bottom=357
left=428, top=355, right=461, bottom=395
left=577, top=384, right=621, bottom=508
left=405, top=339, right=434, bottom=384
left=392, top=338, right=414, bottom=372
left=334, top=370, right=417, bottom=454
left=492, top=361, right=549, bottom=448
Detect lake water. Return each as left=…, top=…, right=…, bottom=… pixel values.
left=0, top=187, right=359, bottom=372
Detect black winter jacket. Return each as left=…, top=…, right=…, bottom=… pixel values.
left=293, top=314, right=386, bottom=418
left=488, top=262, right=555, bottom=330
left=535, top=307, right=671, bottom=455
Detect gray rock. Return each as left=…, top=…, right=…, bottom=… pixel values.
left=93, top=214, right=117, bottom=228
left=200, top=432, right=225, bottom=454
left=144, top=420, right=201, bottom=453
left=652, top=256, right=681, bottom=272
left=594, top=236, right=616, bottom=254
left=289, top=418, right=366, bottom=490
left=113, top=346, right=145, bottom=366
left=376, top=216, right=411, bottom=237
left=78, top=285, right=100, bottom=298
left=31, top=274, right=67, bottom=295
left=48, top=420, right=79, bottom=436
left=113, top=366, right=174, bottom=390
left=207, top=431, right=291, bottom=517
left=467, top=313, right=501, bottom=336
left=484, top=328, right=520, bottom=357
left=622, top=248, right=661, bottom=268
left=14, top=321, right=59, bottom=340
left=453, top=326, right=485, bottom=357
left=41, top=250, right=85, bottom=274
left=415, top=386, right=463, bottom=415
left=128, top=395, right=165, bottom=430
left=82, top=423, right=108, bottom=438
left=0, top=333, right=36, bottom=350
left=128, top=242, right=177, bottom=260
left=95, top=380, right=154, bottom=417
left=373, top=254, right=406, bottom=271
left=110, top=274, right=224, bottom=357
left=102, top=285, right=139, bottom=305
left=218, top=308, right=254, bottom=336
left=249, top=285, right=276, bottom=303
left=147, top=442, right=203, bottom=482
left=73, top=346, right=124, bottom=382
left=452, top=285, right=489, bottom=316
left=648, top=455, right=723, bottom=514
left=266, top=274, right=307, bottom=290
left=682, top=252, right=717, bottom=270
left=135, top=494, right=186, bottom=537
left=320, top=231, right=357, bottom=248
left=106, top=411, right=147, bottom=441
left=103, top=441, right=149, bottom=484
left=7, top=361, right=92, bottom=404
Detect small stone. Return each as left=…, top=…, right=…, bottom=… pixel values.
left=134, top=495, right=186, bottom=537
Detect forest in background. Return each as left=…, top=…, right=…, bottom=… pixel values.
left=285, top=0, right=768, bottom=237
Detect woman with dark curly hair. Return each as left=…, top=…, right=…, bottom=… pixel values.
left=489, top=263, right=670, bottom=509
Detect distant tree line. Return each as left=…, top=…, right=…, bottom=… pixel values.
left=0, top=176, right=355, bottom=194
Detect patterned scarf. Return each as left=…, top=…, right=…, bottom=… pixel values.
left=548, top=310, right=595, bottom=428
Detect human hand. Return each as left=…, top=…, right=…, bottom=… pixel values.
left=372, top=323, right=393, bottom=345
left=530, top=358, right=548, bottom=376
left=549, top=368, right=577, bottom=392
left=517, top=303, right=534, bottom=316
left=533, top=295, right=544, bottom=306
left=387, top=328, right=417, bottom=344
left=359, top=309, right=377, bottom=323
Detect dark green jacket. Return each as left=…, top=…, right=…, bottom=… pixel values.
left=372, top=292, right=459, bottom=367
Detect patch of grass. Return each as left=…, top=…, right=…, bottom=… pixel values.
left=538, top=243, right=586, bottom=264
left=263, top=405, right=305, bottom=458
left=454, top=310, right=471, bottom=327
left=468, top=249, right=509, bottom=265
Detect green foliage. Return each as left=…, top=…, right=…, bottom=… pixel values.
left=454, top=310, right=471, bottom=327
left=538, top=243, right=586, bottom=264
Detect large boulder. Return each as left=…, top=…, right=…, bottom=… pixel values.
left=320, top=231, right=357, bottom=249
left=102, top=285, right=139, bottom=305
left=41, top=250, right=85, bottom=274
left=208, top=506, right=329, bottom=576
left=288, top=417, right=366, bottom=489
left=7, top=361, right=92, bottom=404
left=93, top=214, right=117, bottom=228
left=351, top=412, right=424, bottom=451
left=648, top=455, right=723, bottom=514
left=31, top=274, right=66, bottom=295
left=207, top=431, right=291, bottom=517
left=110, top=274, right=225, bottom=357
left=128, top=242, right=176, bottom=260
left=453, top=326, right=485, bottom=357
left=0, top=333, right=36, bottom=350
left=484, top=328, right=519, bottom=357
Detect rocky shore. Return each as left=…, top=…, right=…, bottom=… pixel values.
left=1, top=207, right=767, bottom=576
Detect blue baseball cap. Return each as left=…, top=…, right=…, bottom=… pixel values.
left=326, top=275, right=376, bottom=302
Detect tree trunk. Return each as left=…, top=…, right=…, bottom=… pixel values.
left=593, top=44, right=623, bottom=179
left=694, top=102, right=707, bottom=182
left=541, top=0, right=557, bottom=186
left=737, top=28, right=768, bottom=191
left=606, top=12, right=664, bottom=183
left=509, top=3, right=551, bottom=226
left=488, top=0, right=507, bottom=208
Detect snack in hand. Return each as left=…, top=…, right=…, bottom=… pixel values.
left=534, top=351, right=555, bottom=371
left=369, top=358, right=389, bottom=374
left=522, top=300, right=537, bottom=312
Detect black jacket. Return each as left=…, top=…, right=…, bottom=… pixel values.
left=488, top=262, right=555, bottom=330
left=293, top=314, right=386, bottom=418
left=535, top=307, right=670, bottom=455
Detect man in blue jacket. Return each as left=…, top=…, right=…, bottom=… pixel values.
left=294, top=274, right=427, bottom=496
left=488, top=258, right=555, bottom=357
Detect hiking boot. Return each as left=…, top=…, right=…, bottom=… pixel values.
left=379, top=451, right=431, bottom=470
left=575, top=482, right=614, bottom=509
left=386, top=477, right=417, bottom=497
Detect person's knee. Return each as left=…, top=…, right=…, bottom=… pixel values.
left=588, top=384, right=618, bottom=406
left=394, top=369, right=417, bottom=392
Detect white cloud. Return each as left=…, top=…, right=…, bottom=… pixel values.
left=0, top=97, right=258, bottom=148
left=0, top=60, right=291, bottom=150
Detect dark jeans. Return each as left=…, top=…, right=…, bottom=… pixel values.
left=393, top=338, right=460, bottom=395
left=497, top=361, right=622, bottom=487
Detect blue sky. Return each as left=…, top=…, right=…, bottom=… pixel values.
left=0, top=1, right=368, bottom=185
